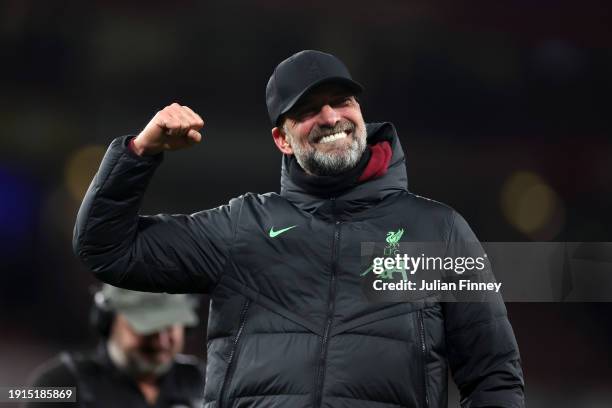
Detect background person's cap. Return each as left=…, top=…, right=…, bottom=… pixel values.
left=266, top=50, right=364, bottom=126
left=99, top=284, right=199, bottom=335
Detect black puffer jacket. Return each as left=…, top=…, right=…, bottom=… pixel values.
left=74, top=123, right=525, bottom=408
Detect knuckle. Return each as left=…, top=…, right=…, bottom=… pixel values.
left=153, top=113, right=167, bottom=125
left=155, top=110, right=166, bottom=121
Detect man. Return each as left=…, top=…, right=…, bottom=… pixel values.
left=74, top=50, right=525, bottom=407
left=27, top=285, right=204, bottom=407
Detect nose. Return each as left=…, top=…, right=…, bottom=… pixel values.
left=151, top=328, right=173, bottom=348
left=317, top=104, right=340, bottom=127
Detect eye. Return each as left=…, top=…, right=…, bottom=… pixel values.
left=294, top=110, right=315, bottom=121
left=331, top=96, right=352, bottom=107
left=292, top=105, right=318, bottom=120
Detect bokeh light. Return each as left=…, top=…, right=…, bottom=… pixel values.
left=501, top=171, right=565, bottom=239
left=64, top=145, right=106, bottom=202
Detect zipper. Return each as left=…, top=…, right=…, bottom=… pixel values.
left=314, top=199, right=342, bottom=407
left=416, top=310, right=430, bottom=408
left=218, top=299, right=250, bottom=408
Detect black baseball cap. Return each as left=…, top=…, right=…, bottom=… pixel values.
left=266, top=50, right=364, bottom=126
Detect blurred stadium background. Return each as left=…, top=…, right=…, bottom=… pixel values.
left=1, top=1, right=611, bottom=406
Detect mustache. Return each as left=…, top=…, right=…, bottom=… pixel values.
left=309, top=120, right=355, bottom=143
left=140, top=345, right=172, bottom=356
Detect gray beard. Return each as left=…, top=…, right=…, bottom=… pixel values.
left=107, top=341, right=172, bottom=379
left=287, top=125, right=367, bottom=176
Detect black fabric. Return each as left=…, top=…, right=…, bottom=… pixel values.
left=73, top=122, right=525, bottom=408
left=25, top=345, right=204, bottom=408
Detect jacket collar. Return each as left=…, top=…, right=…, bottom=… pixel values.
left=279, top=122, right=408, bottom=219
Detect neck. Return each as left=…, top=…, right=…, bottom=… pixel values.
left=137, top=379, right=160, bottom=405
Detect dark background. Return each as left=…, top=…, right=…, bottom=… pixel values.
left=1, top=1, right=611, bottom=406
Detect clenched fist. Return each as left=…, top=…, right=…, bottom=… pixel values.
left=132, top=103, right=205, bottom=156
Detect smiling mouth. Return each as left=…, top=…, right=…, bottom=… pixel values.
left=315, top=129, right=352, bottom=144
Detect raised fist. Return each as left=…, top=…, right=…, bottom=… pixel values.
left=132, top=103, right=205, bottom=156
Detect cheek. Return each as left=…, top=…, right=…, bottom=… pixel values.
left=119, top=336, right=140, bottom=353
left=292, top=122, right=315, bottom=143
left=339, top=105, right=363, bottom=124
left=172, top=327, right=185, bottom=349
left=348, top=111, right=364, bottom=127
left=114, top=327, right=137, bottom=350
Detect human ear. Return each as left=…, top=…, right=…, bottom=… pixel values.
left=271, top=126, right=294, bottom=155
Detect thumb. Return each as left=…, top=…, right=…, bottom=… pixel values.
left=186, top=129, right=202, bottom=143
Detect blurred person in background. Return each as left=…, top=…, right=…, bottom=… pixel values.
left=73, top=50, right=525, bottom=407
left=26, top=284, right=204, bottom=408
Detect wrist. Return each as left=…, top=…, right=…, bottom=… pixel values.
left=131, top=136, right=157, bottom=156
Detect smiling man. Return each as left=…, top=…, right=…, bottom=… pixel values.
left=272, top=83, right=368, bottom=176
left=74, top=50, right=525, bottom=407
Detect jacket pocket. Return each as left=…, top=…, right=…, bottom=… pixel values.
left=217, top=298, right=250, bottom=408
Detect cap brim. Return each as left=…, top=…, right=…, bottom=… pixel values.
left=122, top=304, right=198, bottom=335
left=278, top=77, right=364, bottom=125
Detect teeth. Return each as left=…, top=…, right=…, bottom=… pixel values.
left=319, top=131, right=347, bottom=144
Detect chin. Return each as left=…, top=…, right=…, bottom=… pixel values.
left=154, top=353, right=173, bottom=364
left=317, top=139, right=353, bottom=153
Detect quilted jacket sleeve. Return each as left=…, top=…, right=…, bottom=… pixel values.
left=443, top=211, right=526, bottom=408
left=73, top=136, right=240, bottom=293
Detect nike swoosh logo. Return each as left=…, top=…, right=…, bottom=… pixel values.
left=269, top=225, right=297, bottom=238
